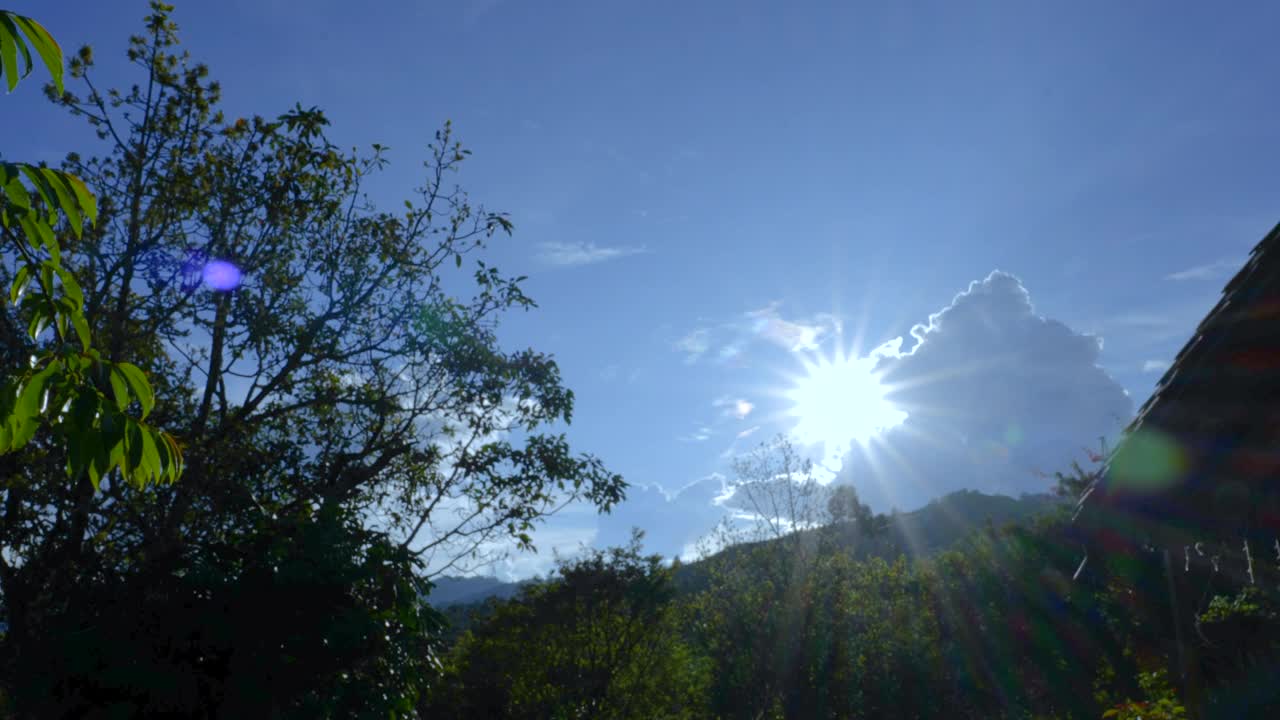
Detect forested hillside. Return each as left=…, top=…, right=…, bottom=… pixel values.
left=428, top=469, right=1280, bottom=719
left=432, top=489, right=1065, bottom=612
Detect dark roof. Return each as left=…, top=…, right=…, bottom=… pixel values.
left=1075, top=221, right=1280, bottom=548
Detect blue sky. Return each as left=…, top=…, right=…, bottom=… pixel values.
left=8, top=0, right=1280, bottom=578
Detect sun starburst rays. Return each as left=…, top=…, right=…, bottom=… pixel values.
left=784, top=347, right=908, bottom=464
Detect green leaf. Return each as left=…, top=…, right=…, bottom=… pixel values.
left=26, top=302, right=52, bottom=342
left=53, top=264, right=83, bottom=307
left=17, top=364, right=56, bottom=416
left=9, top=263, right=29, bottom=303
left=39, top=259, right=52, bottom=295
left=9, top=361, right=59, bottom=449
left=70, top=311, right=90, bottom=351
left=116, top=362, right=154, bottom=419
left=85, top=454, right=102, bottom=489
left=2, top=168, right=31, bottom=210
left=125, top=419, right=143, bottom=472
left=77, top=431, right=105, bottom=487
left=5, top=166, right=95, bottom=238
left=154, top=430, right=171, bottom=470
left=10, top=20, right=30, bottom=79
left=63, top=172, right=97, bottom=226
left=161, top=433, right=183, bottom=480
left=70, top=386, right=98, bottom=431
left=9, top=13, right=62, bottom=96
left=16, top=165, right=55, bottom=220
left=139, top=426, right=160, bottom=480
left=40, top=168, right=81, bottom=235
left=0, top=13, right=20, bottom=92
left=107, top=435, right=125, bottom=476
left=98, top=405, right=123, bottom=446
left=108, top=367, right=130, bottom=411
left=17, top=213, right=54, bottom=256
left=1, top=163, right=31, bottom=207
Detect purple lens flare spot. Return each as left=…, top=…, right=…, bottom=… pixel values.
left=202, top=260, right=242, bottom=291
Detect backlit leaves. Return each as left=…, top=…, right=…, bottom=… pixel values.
left=0, top=10, right=62, bottom=95
left=0, top=350, right=183, bottom=489
left=1, top=7, right=179, bottom=491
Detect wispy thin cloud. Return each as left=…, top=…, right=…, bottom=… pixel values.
left=1109, top=312, right=1173, bottom=328
left=713, top=396, right=754, bottom=419
left=462, top=0, right=505, bottom=26
left=679, top=426, right=714, bottom=443
left=1165, top=258, right=1241, bottom=282
left=536, top=241, right=647, bottom=268
left=674, top=329, right=711, bottom=363
left=746, top=302, right=839, bottom=352
left=1142, top=359, right=1171, bottom=373
left=672, top=303, right=839, bottom=365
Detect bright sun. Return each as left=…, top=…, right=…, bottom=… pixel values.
left=786, top=350, right=907, bottom=456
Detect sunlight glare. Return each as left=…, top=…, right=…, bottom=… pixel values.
left=786, top=350, right=907, bottom=458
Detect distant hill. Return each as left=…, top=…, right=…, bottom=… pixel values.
left=426, top=489, right=1066, bottom=610
left=884, top=488, right=1066, bottom=554
left=674, top=489, right=1068, bottom=592
left=428, top=575, right=524, bottom=608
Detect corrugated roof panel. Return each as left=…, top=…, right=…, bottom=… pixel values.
left=1076, top=221, right=1280, bottom=547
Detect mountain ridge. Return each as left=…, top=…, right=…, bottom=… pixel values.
left=428, top=488, right=1067, bottom=609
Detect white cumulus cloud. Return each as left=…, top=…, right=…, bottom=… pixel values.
left=836, top=271, right=1133, bottom=511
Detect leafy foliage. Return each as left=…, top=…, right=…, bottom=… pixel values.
left=429, top=450, right=1280, bottom=719
left=1, top=8, right=180, bottom=489
left=0, top=10, right=63, bottom=94
left=425, top=531, right=706, bottom=719
left=0, top=3, right=622, bottom=716
left=1102, top=670, right=1188, bottom=720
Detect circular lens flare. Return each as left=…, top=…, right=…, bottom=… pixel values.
left=786, top=350, right=907, bottom=460
left=202, top=260, right=242, bottom=291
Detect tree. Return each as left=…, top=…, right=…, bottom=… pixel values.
left=425, top=531, right=707, bottom=719
left=729, top=434, right=826, bottom=542
left=0, top=4, right=623, bottom=715
left=687, top=436, right=828, bottom=718
left=826, top=482, right=881, bottom=535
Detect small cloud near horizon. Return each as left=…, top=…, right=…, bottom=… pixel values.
left=1142, top=359, right=1171, bottom=373
left=536, top=241, right=647, bottom=268
left=596, top=475, right=732, bottom=560
left=1164, top=258, right=1241, bottom=282
left=679, top=425, right=715, bottom=443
